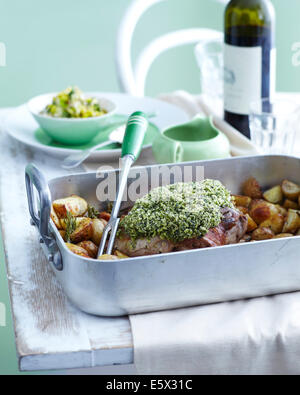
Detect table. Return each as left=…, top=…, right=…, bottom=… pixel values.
left=0, top=119, right=139, bottom=371
left=2, top=92, right=300, bottom=372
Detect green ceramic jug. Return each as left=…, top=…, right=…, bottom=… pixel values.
left=152, top=116, right=231, bottom=164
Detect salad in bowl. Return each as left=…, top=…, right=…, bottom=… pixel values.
left=28, top=87, right=117, bottom=145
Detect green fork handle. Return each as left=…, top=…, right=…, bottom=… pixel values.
left=98, top=111, right=149, bottom=257
left=122, top=111, right=149, bottom=161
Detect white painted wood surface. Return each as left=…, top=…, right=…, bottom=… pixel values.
left=0, top=110, right=138, bottom=371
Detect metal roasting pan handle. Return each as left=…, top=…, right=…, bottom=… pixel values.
left=25, top=163, right=63, bottom=271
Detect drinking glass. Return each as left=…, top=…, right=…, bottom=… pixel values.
left=249, top=98, right=300, bottom=155
left=194, top=38, right=224, bottom=115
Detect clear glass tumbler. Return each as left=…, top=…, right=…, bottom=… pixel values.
left=194, top=38, right=224, bottom=115
left=249, top=98, right=300, bottom=155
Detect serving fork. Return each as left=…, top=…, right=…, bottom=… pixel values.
left=97, top=111, right=149, bottom=258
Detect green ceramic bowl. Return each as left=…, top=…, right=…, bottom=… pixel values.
left=152, top=116, right=231, bottom=163
left=28, top=93, right=117, bottom=146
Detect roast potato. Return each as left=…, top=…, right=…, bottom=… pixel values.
left=98, top=254, right=119, bottom=261
left=53, top=195, right=88, bottom=218
left=273, top=233, right=294, bottom=239
left=51, top=205, right=62, bottom=229
left=91, top=218, right=107, bottom=245
left=77, top=241, right=98, bottom=258
left=283, top=199, right=298, bottom=210
left=275, top=205, right=288, bottom=217
left=259, top=213, right=285, bottom=235
left=99, top=212, right=111, bottom=222
left=60, top=217, right=74, bottom=230
left=252, top=227, right=275, bottom=241
left=70, top=218, right=93, bottom=243
left=242, top=177, right=262, bottom=199
left=66, top=243, right=90, bottom=258
left=233, top=195, right=252, bottom=208
left=246, top=214, right=258, bottom=232
left=115, top=250, right=129, bottom=259
left=237, top=206, right=249, bottom=215
left=282, top=209, right=300, bottom=234
left=59, top=230, right=67, bottom=241
left=60, top=217, right=93, bottom=243
left=249, top=200, right=279, bottom=224
left=263, top=186, right=283, bottom=204
left=60, top=217, right=90, bottom=230
left=282, top=180, right=300, bottom=201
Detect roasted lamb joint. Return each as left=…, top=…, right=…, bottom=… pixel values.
left=175, top=208, right=248, bottom=251
left=114, top=236, right=175, bottom=258
left=115, top=208, right=248, bottom=257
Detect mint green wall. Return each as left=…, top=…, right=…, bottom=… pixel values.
left=0, top=0, right=299, bottom=108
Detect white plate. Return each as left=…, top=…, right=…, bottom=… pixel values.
left=4, top=93, right=189, bottom=160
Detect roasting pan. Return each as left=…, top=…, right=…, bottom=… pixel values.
left=25, top=155, right=300, bottom=317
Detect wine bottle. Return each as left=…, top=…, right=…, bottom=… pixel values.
left=224, top=0, right=276, bottom=138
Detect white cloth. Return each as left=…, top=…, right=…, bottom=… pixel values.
left=130, top=292, right=300, bottom=375
left=128, top=93, right=299, bottom=376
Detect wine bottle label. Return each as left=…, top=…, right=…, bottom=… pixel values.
left=224, top=44, right=275, bottom=115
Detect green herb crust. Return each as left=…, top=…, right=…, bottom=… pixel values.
left=118, top=180, right=233, bottom=243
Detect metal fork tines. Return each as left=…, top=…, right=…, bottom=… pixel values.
left=96, top=155, right=134, bottom=258
left=98, top=218, right=120, bottom=257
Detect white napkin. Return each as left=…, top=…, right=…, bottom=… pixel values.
left=130, top=291, right=300, bottom=375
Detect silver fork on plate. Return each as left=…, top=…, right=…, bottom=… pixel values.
left=62, top=112, right=156, bottom=169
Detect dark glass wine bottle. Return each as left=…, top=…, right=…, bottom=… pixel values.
left=224, top=0, right=276, bottom=138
